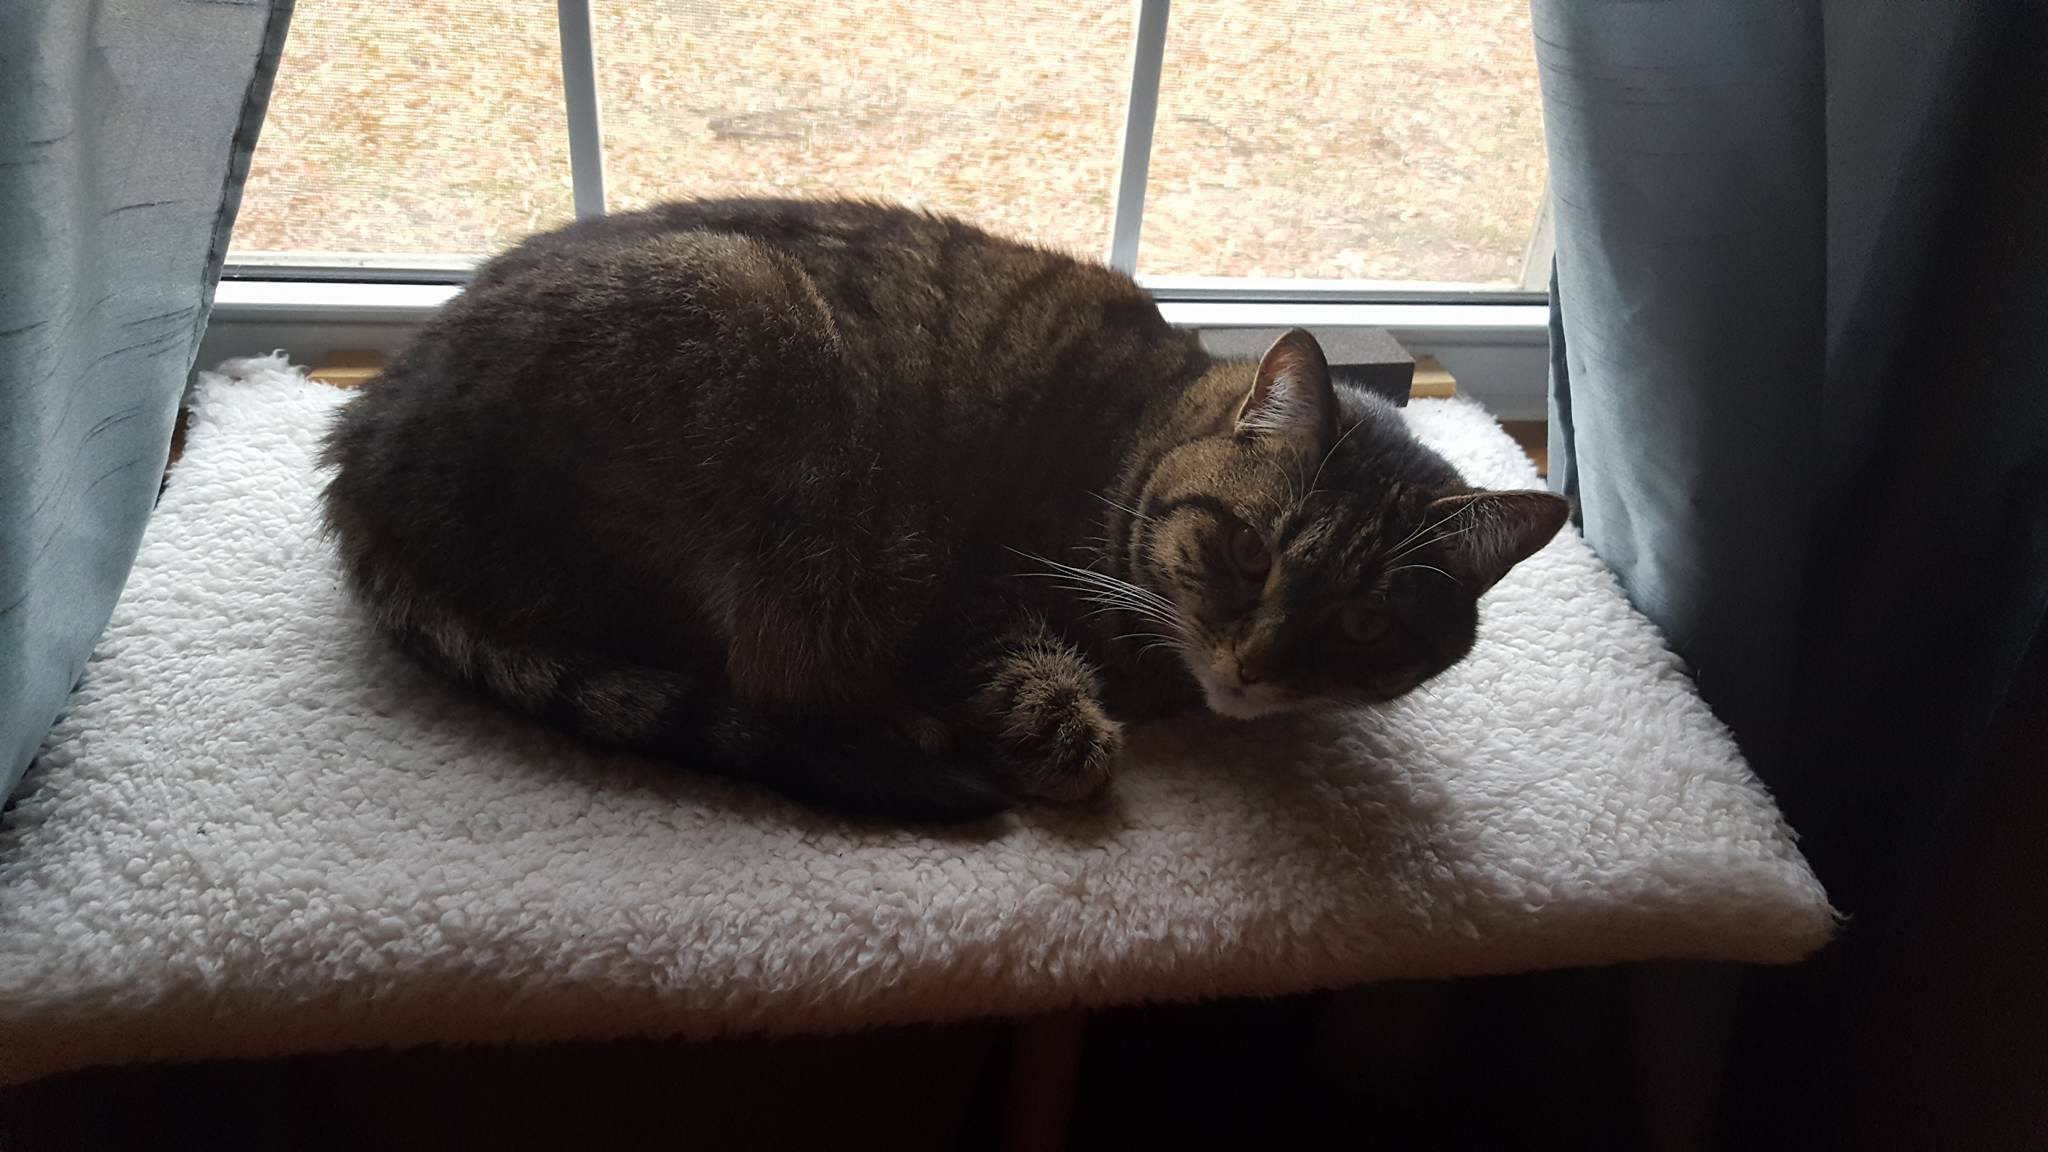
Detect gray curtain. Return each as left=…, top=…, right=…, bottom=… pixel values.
left=0, top=0, right=293, bottom=801
left=1537, top=1, right=2048, bottom=1143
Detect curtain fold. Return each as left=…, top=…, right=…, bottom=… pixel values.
left=0, top=0, right=293, bottom=801
left=1537, top=0, right=2048, bottom=1142
left=1538, top=2, right=1826, bottom=778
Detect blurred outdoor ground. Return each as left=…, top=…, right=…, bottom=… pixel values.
left=231, top=0, right=1547, bottom=285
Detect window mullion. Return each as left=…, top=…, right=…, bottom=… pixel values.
left=556, top=0, right=608, bottom=219
left=1106, top=0, right=1169, bottom=275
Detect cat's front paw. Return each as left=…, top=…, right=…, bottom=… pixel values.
left=1009, top=690, right=1122, bottom=804
left=979, top=648, right=1122, bottom=804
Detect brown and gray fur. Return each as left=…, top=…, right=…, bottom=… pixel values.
left=320, top=198, right=1567, bottom=821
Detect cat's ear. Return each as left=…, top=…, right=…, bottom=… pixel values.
left=1235, top=328, right=1339, bottom=448
left=1423, top=490, right=1571, bottom=593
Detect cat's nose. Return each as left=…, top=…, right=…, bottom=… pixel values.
left=1237, top=654, right=1268, bottom=684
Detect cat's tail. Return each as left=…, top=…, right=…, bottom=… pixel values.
left=391, top=620, right=1011, bottom=824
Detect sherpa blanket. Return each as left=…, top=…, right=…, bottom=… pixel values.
left=0, top=356, right=1832, bottom=1083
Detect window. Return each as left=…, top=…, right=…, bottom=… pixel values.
left=230, top=0, right=576, bottom=270
left=590, top=1, right=1130, bottom=258
left=1138, top=0, right=1546, bottom=286
left=228, top=0, right=1547, bottom=295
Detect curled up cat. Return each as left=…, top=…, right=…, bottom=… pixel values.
left=319, top=198, right=1569, bottom=822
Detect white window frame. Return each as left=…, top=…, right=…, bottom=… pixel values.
left=205, top=0, right=1553, bottom=420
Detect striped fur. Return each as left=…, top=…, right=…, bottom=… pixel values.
left=319, top=198, right=1565, bottom=821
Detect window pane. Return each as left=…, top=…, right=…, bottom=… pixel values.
left=229, top=0, right=575, bottom=262
left=1138, top=0, right=1547, bottom=285
left=592, top=1, right=1128, bottom=259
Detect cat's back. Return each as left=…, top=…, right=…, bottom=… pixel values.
left=325, top=199, right=1204, bottom=586
left=511, top=197, right=1100, bottom=300
left=493, top=198, right=1176, bottom=384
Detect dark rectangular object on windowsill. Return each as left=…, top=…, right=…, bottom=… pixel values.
left=1197, top=327, right=1415, bottom=406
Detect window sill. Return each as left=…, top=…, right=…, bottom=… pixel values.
left=200, top=281, right=1552, bottom=420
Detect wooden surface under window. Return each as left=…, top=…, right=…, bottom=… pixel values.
left=1501, top=420, right=1547, bottom=478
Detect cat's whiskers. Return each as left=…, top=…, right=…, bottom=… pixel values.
left=1384, top=503, right=1470, bottom=555
left=1120, top=630, right=1185, bottom=653
left=1036, top=575, right=1174, bottom=617
left=1074, top=596, right=1182, bottom=632
left=1284, top=459, right=1310, bottom=514
left=1307, top=416, right=1373, bottom=496
left=1011, top=550, right=1180, bottom=612
left=1134, top=638, right=1187, bottom=663
left=1091, top=491, right=1153, bottom=524
left=1036, top=573, right=1178, bottom=616
left=1119, top=622, right=1190, bottom=663
left=1383, top=521, right=1480, bottom=567
left=1010, top=548, right=1197, bottom=648
left=1381, top=502, right=1480, bottom=565
left=1069, top=593, right=1195, bottom=644
left=1383, top=563, right=1460, bottom=585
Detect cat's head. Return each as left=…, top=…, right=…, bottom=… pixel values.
left=1131, top=329, right=1568, bottom=718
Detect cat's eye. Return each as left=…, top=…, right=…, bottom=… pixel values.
left=1227, top=522, right=1270, bottom=579
left=1338, top=603, right=1393, bottom=645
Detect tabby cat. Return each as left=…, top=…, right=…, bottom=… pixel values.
left=320, top=199, right=1567, bottom=822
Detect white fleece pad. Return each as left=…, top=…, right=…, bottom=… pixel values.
left=0, top=356, right=1832, bottom=1082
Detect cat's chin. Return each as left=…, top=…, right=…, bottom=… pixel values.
left=1200, top=681, right=1298, bottom=721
